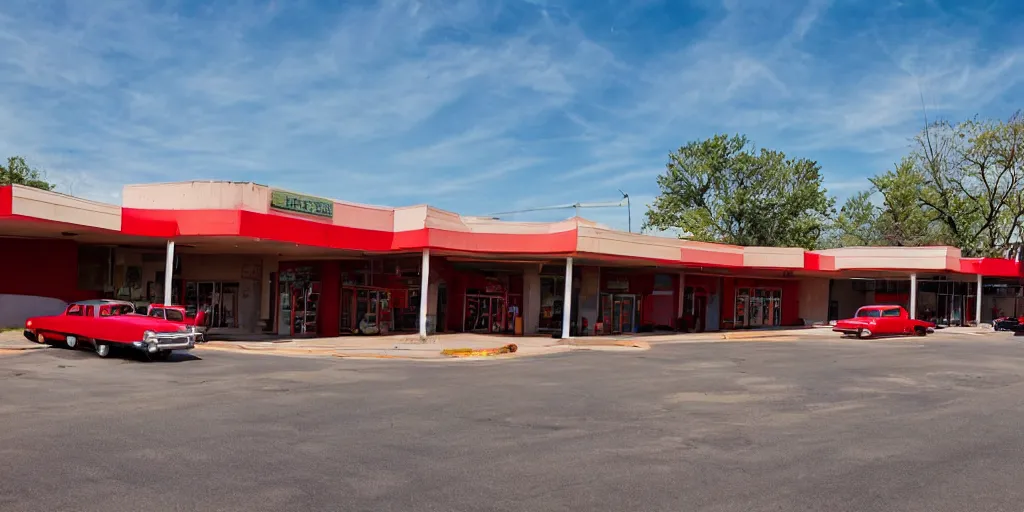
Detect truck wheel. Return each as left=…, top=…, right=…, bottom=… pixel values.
left=94, top=342, right=111, bottom=358
left=858, top=328, right=872, bottom=339
left=914, top=326, right=927, bottom=336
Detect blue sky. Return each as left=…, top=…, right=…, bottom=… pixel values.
left=1, top=0, right=1022, bottom=231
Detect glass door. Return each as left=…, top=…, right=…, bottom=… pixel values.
left=618, top=295, right=636, bottom=333
left=749, top=290, right=764, bottom=327
left=599, top=293, right=613, bottom=334
left=735, top=288, right=750, bottom=328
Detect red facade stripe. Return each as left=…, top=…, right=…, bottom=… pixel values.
left=0, top=185, right=12, bottom=216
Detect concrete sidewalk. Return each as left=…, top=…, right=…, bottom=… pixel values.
left=0, top=329, right=46, bottom=355
left=197, top=332, right=650, bottom=360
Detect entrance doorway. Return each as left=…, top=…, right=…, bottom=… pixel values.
left=599, top=293, right=637, bottom=334
left=464, top=294, right=506, bottom=333
left=340, top=286, right=391, bottom=335
left=185, top=281, right=241, bottom=329
left=734, top=287, right=782, bottom=328
left=436, top=283, right=447, bottom=333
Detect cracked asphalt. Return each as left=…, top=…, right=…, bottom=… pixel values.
left=2, top=335, right=1024, bottom=511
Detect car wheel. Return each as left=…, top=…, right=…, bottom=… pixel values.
left=94, top=342, right=111, bottom=358
left=35, top=333, right=47, bottom=344
left=914, top=326, right=927, bottom=336
left=857, top=328, right=872, bottom=339
left=65, top=335, right=78, bottom=349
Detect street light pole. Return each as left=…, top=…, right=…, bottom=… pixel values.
left=619, top=190, right=631, bottom=233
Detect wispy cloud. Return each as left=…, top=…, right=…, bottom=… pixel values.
left=0, top=0, right=1021, bottom=229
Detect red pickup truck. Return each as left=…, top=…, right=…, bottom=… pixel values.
left=833, top=305, right=935, bottom=338
left=24, top=300, right=197, bottom=360
left=145, top=304, right=207, bottom=341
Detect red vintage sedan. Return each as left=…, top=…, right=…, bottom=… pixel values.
left=833, top=305, right=935, bottom=339
left=24, top=300, right=197, bottom=360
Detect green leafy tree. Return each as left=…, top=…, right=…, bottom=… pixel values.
left=913, top=112, right=1024, bottom=256
left=0, top=156, right=56, bottom=191
left=644, top=134, right=835, bottom=249
left=870, top=158, right=939, bottom=247
left=830, top=190, right=881, bottom=247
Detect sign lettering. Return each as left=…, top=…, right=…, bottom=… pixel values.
left=270, top=190, right=334, bottom=218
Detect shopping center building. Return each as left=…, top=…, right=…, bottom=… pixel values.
left=2, top=181, right=1022, bottom=335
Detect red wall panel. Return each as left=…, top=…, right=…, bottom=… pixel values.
left=0, top=238, right=100, bottom=303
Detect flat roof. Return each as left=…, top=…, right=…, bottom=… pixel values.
left=2, top=183, right=1021, bottom=277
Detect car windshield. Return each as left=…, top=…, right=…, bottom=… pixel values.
left=165, top=309, right=185, bottom=322
left=855, top=309, right=882, bottom=318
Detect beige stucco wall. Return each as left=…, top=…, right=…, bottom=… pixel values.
left=744, top=247, right=805, bottom=269
left=814, top=246, right=961, bottom=272
left=333, top=201, right=394, bottom=231
left=578, top=226, right=693, bottom=261
left=11, top=185, right=121, bottom=231
left=395, top=205, right=429, bottom=232
left=797, top=277, right=830, bottom=325
left=123, top=181, right=271, bottom=212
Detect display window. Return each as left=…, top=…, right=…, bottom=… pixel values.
left=277, top=265, right=321, bottom=336
left=734, top=287, right=782, bottom=327
left=340, top=286, right=392, bottom=335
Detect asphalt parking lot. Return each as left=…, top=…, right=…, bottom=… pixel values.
left=3, top=334, right=1024, bottom=512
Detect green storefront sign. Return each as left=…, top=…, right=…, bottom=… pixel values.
left=270, top=190, right=334, bottom=218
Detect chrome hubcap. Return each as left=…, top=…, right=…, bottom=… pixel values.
left=96, top=344, right=109, bottom=357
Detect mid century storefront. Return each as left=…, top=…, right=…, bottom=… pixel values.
left=2, top=182, right=1022, bottom=334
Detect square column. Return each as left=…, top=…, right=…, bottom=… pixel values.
left=909, top=273, right=917, bottom=319
left=976, top=274, right=983, bottom=325
left=163, top=240, right=175, bottom=305
left=561, top=257, right=573, bottom=339
left=419, top=249, right=430, bottom=340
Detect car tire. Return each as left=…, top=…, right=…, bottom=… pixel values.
left=914, top=326, right=927, bottom=336
left=35, top=333, right=47, bottom=344
left=95, top=342, right=111, bottom=358
left=66, top=336, right=77, bottom=349
left=857, top=328, right=872, bottom=339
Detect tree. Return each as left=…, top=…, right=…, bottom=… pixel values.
left=644, top=134, right=835, bottom=249
left=0, top=156, right=56, bottom=191
left=912, top=112, right=1024, bottom=257
left=870, top=158, right=939, bottom=247
left=830, top=191, right=881, bottom=247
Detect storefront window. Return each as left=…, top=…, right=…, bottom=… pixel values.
left=538, top=275, right=564, bottom=332
left=734, top=287, right=782, bottom=328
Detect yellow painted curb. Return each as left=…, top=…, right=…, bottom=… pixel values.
left=442, top=343, right=518, bottom=358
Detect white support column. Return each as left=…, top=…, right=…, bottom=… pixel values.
left=909, top=273, right=917, bottom=319
left=561, top=257, right=574, bottom=339
left=419, top=249, right=430, bottom=340
left=163, top=240, right=175, bottom=305
left=976, top=274, right=983, bottom=325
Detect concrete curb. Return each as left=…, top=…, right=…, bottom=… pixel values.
left=566, top=339, right=651, bottom=349
left=719, top=328, right=817, bottom=340
left=441, top=343, right=519, bottom=358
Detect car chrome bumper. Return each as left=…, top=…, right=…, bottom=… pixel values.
left=132, top=333, right=196, bottom=352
